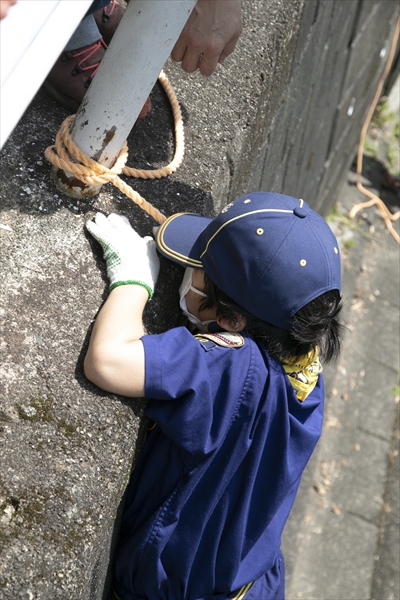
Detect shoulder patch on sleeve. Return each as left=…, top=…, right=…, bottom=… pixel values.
left=194, top=332, right=245, bottom=348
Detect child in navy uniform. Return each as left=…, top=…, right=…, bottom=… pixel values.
left=84, top=192, right=343, bottom=600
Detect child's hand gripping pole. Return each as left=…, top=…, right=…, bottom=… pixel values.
left=86, top=213, right=160, bottom=298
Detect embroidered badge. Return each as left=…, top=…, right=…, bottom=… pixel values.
left=195, top=332, right=245, bottom=348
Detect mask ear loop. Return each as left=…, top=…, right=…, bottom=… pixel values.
left=189, top=285, right=207, bottom=298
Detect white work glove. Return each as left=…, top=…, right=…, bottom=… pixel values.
left=86, top=213, right=160, bottom=298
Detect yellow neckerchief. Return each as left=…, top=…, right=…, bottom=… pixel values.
left=280, top=348, right=322, bottom=401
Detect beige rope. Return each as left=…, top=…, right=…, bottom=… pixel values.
left=45, top=71, right=185, bottom=224
left=348, top=17, right=400, bottom=245
left=122, top=71, right=185, bottom=179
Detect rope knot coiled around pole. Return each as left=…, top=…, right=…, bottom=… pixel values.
left=45, top=72, right=185, bottom=224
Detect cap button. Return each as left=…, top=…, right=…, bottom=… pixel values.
left=293, top=207, right=307, bottom=218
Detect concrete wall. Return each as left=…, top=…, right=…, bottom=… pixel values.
left=244, top=0, right=400, bottom=215
left=0, top=1, right=398, bottom=598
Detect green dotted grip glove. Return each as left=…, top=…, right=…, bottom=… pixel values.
left=86, top=213, right=160, bottom=298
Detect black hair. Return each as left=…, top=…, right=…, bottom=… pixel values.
left=200, top=273, right=343, bottom=364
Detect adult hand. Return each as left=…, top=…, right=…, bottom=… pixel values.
left=171, top=0, right=242, bottom=77
left=0, top=0, right=17, bottom=20
left=86, top=213, right=160, bottom=298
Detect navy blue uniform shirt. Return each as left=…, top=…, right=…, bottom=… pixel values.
left=113, top=327, right=324, bottom=600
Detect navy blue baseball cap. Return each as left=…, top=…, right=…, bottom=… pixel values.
left=156, top=192, right=341, bottom=330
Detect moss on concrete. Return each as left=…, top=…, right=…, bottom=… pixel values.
left=16, top=397, right=54, bottom=423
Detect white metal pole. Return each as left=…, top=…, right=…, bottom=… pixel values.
left=0, top=0, right=93, bottom=149
left=52, top=0, right=196, bottom=198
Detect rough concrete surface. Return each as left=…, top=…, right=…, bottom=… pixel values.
left=1, top=0, right=399, bottom=598
left=0, top=81, right=190, bottom=598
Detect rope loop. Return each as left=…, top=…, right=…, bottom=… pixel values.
left=45, top=71, right=184, bottom=224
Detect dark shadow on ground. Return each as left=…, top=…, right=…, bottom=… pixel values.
left=0, top=79, right=214, bottom=226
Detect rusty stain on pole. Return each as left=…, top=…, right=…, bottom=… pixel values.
left=52, top=167, right=102, bottom=199
left=92, top=127, right=116, bottom=163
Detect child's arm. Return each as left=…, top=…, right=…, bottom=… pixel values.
left=83, top=213, right=160, bottom=397
left=84, top=285, right=147, bottom=397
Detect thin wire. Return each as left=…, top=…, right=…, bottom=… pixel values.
left=348, top=17, right=400, bottom=245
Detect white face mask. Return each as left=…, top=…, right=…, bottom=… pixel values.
left=179, top=268, right=213, bottom=332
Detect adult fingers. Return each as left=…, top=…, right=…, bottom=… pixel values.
left=172, top=37, right=203, bottom=74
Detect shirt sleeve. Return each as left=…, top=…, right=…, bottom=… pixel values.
left=141, top=327, right=249, bottom=457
